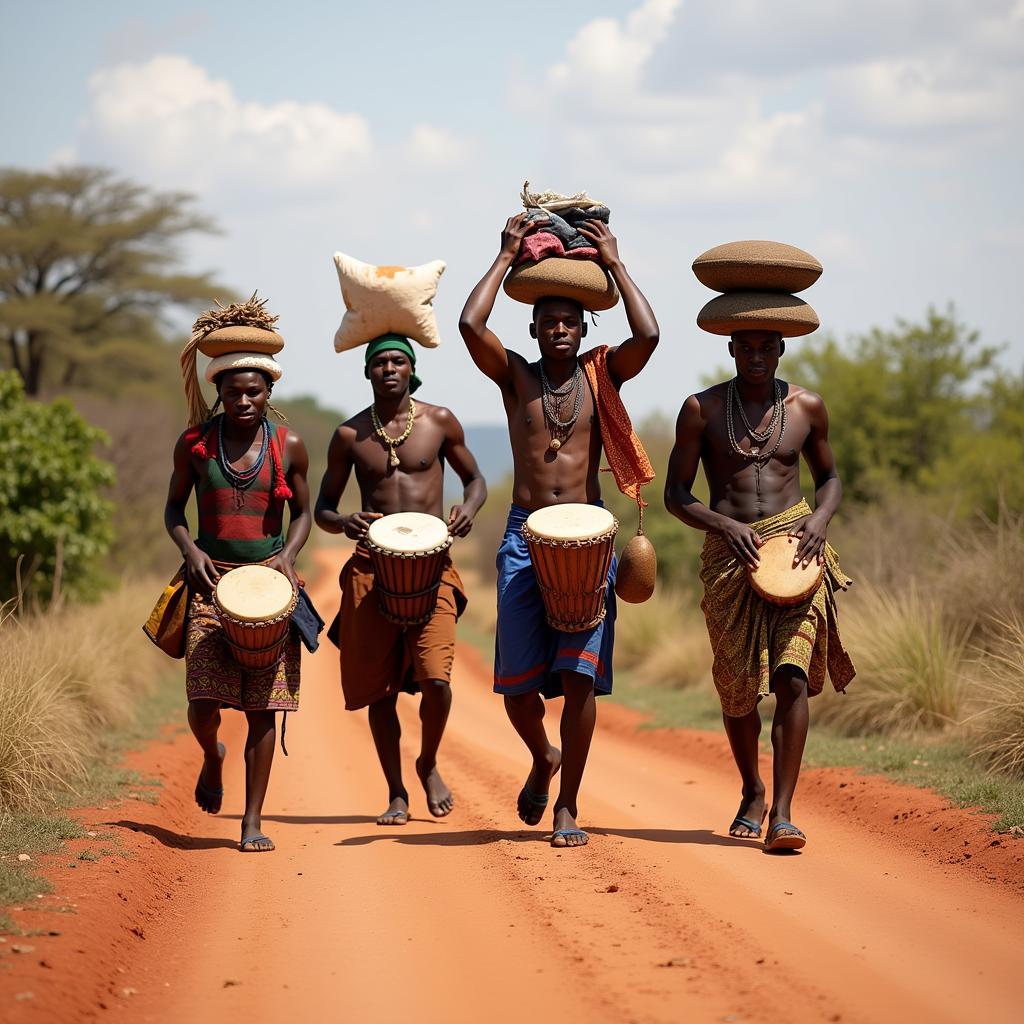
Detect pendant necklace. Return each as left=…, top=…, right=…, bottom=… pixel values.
left=539, top=361, right=584, bottom=451
left=371, top=398, right=416, bottom=468
left=725, top=378, right=786, bottom=497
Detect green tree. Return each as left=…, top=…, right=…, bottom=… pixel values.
left=783, top=307, right=1000, bottom=502
left=0, top=370, right=114, bottom=602
left=0, top=166, right=227, bottom=396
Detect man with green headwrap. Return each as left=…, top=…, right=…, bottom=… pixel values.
left=315, top=334, right=487, bottom=824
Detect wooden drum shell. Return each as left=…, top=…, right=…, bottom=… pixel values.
left=366, top=540, right=452, bottom=627
left=522, top=525, right=617, bottom=633
left=215, top=596, right=297, bottom=670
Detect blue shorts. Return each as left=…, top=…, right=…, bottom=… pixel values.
left=493, top=504, right=616, bottom=699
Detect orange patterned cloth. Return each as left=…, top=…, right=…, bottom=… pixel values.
left=580, top=345, right=654, bottom=506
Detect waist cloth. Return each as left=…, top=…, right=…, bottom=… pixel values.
left=699, top=499, right=856, bottom=718
left=493, top=503, right=617, bottom=699
left=185, top=558, right=318, bottom=713
left=330, top=545, right=467, bottom=711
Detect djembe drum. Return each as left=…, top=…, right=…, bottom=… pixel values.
left=365, top=512, right=453, bottom=626
left=214, top=564, right=297, bottom=669
left=522, top=504, right=618, bottom=633
left=748, top=535, right=824, bottom=606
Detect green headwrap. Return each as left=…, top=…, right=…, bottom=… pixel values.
left=364, top=334, right=422, bottom=394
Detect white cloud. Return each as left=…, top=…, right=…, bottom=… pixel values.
left=62, top=55, right=372, bottom=194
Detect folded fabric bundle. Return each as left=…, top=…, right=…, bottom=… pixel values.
left=525, top=209, right=601, bottom=252
left=515, top=232, right=599, bottom=265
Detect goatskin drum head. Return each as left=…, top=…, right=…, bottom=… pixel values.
left=748, top=535, right=823, bottom=605
left=215, top=564, right=295, bottom=621
left=524, top=503, right=616, bottom=541
left=367, top=512, right=450, bottom=554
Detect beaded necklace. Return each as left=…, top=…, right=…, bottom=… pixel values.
left=539, top=360, right=584, bottom=451
left=725, top=378, right=786, bottom=496
left=371, top=398, right=416, bottom=468
left=217, top=415, right=270, bottom=501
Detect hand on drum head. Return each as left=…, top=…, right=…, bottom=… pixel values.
left=344, top=510, right=383, bottom=542
left=788, top=512, right=827, bottom=567
left=185, top=547, right=221, bottom=596
left=267, top=552, right=300, bottom=592
left=719, top=519, right=762, bottom=569
left=448, top=504, right=474, bottom=538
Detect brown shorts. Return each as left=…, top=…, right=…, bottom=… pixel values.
left=331, top=547, right=467, bottom=710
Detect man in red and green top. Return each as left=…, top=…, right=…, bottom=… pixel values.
left=165, top=347, right=311, bottom=853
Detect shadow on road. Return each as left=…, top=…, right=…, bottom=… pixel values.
left=107, top=819, right=237, bottom=851
left=220, top=813, right=379, bottom=825
left=335, top=826, right=753, bottom=848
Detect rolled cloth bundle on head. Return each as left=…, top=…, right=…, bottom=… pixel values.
left=181, top=293, right=284, bottom=428
left=363, top=334, right=422, bottom=394
left=503, top=181, right=620, bottom=311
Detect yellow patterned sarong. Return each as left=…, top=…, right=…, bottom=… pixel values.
left=699, top=500, right=855, bottom=717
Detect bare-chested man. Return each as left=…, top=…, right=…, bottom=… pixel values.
left=664, top=329, right=855, bottom=852
left=459, top=214, right=659, bottom=848
left=315, top=335, right=487, bottom=824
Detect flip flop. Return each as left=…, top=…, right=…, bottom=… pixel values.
left=239, top=832, right=275, bottom=853
left=551, top=828, right=589, bottom=848
left=729, top=808, right=767, bottom=839
left=765, top=821, right=807, bottom=852
left=517, top=785, right=549, bottom=827
left=377, top=809, right=409, bottom=826
left=194, top=742, right=225, bottom=815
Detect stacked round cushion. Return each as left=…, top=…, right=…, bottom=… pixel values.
left=200, top=325, right=284, bottom=382
left=692, top=240, right=822, bottom=338
left=503, top=187, right=620, bottom=312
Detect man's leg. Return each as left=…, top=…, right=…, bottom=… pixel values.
left=768, top=667, right=809, bottom=835
left=241, top=710, right=276, bottom=851
left=416, top=680, right=454, bottom=817
left=368, top=693, right=409, bottom=825
left=187, top=699, right=225, bottom=814
left=504, top=690, right=561, bottom=825
left=722, top=706, right=767, bottom=837
left=551, top=671, right=596, bottom=848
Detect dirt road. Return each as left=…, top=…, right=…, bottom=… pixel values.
left=4, top=547, right=1024, bottom=1023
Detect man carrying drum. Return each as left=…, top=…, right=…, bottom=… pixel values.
left=665, top=241, right=856, bottom=852
left=315, top=335, right=487, bottom=825
left=164, top=296, right=312, bottom=853
left=459, top=210, right=659, bottom=848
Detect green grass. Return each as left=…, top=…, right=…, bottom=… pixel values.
left=610, top=675, right=1024, bottom=832
left=0, top=670, right=180, bottom=932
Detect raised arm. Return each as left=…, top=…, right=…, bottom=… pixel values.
left=436, top=407, right=488, bottom=537
left=314, top=425, right=381, bottom=541
left=458, top=213, right=540, bottom=389
left=268, top=430, right=312, bottom=590
left=578, top=220, right=660, bottom=385
left=164, top=432, right=220, bottom=595
left=790, top=391, right=842, bottom=566
left=664, top=395, right=762, bottom=568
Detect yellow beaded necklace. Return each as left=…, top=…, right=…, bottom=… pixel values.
left=371, top=398, right=416, bottom=468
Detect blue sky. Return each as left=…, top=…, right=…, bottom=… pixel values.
left=3, top=1, right=1022, bottom=423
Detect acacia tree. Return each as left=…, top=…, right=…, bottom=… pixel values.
left=0, top=167, right=227, bottom=396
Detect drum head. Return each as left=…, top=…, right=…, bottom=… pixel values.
left=749, top=535, right=823, bottom=603
left=525, top=503, right=615, bottom=541
left=215, top=564, right=295, bottom=622
left=367, top=512, right=450, bottom=554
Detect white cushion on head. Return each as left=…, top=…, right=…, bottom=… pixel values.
left=204, top=351, right=282, bottom=383
left=333, top=253, right=445, bottom=352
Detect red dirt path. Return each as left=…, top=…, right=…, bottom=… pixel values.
left=2, top=548, right=1023, bottom=1023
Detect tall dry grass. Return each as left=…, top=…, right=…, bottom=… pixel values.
left=967, top=615, right=1024, bottom=778
left=0, top=580, right=167, bottom=813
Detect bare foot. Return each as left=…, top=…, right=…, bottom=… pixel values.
left=550, top=806, right=588, bottom=848
left=240, top=819, right=274, bottom=852
left=416, top=757, right=453, bottom=817
left=517, top=745, right=561, bottom=826
left=729, top=785, right=767, bottom=838
left=194, top=741, right=226, bottom=815
left=377, top=795, right=410, bottom=826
